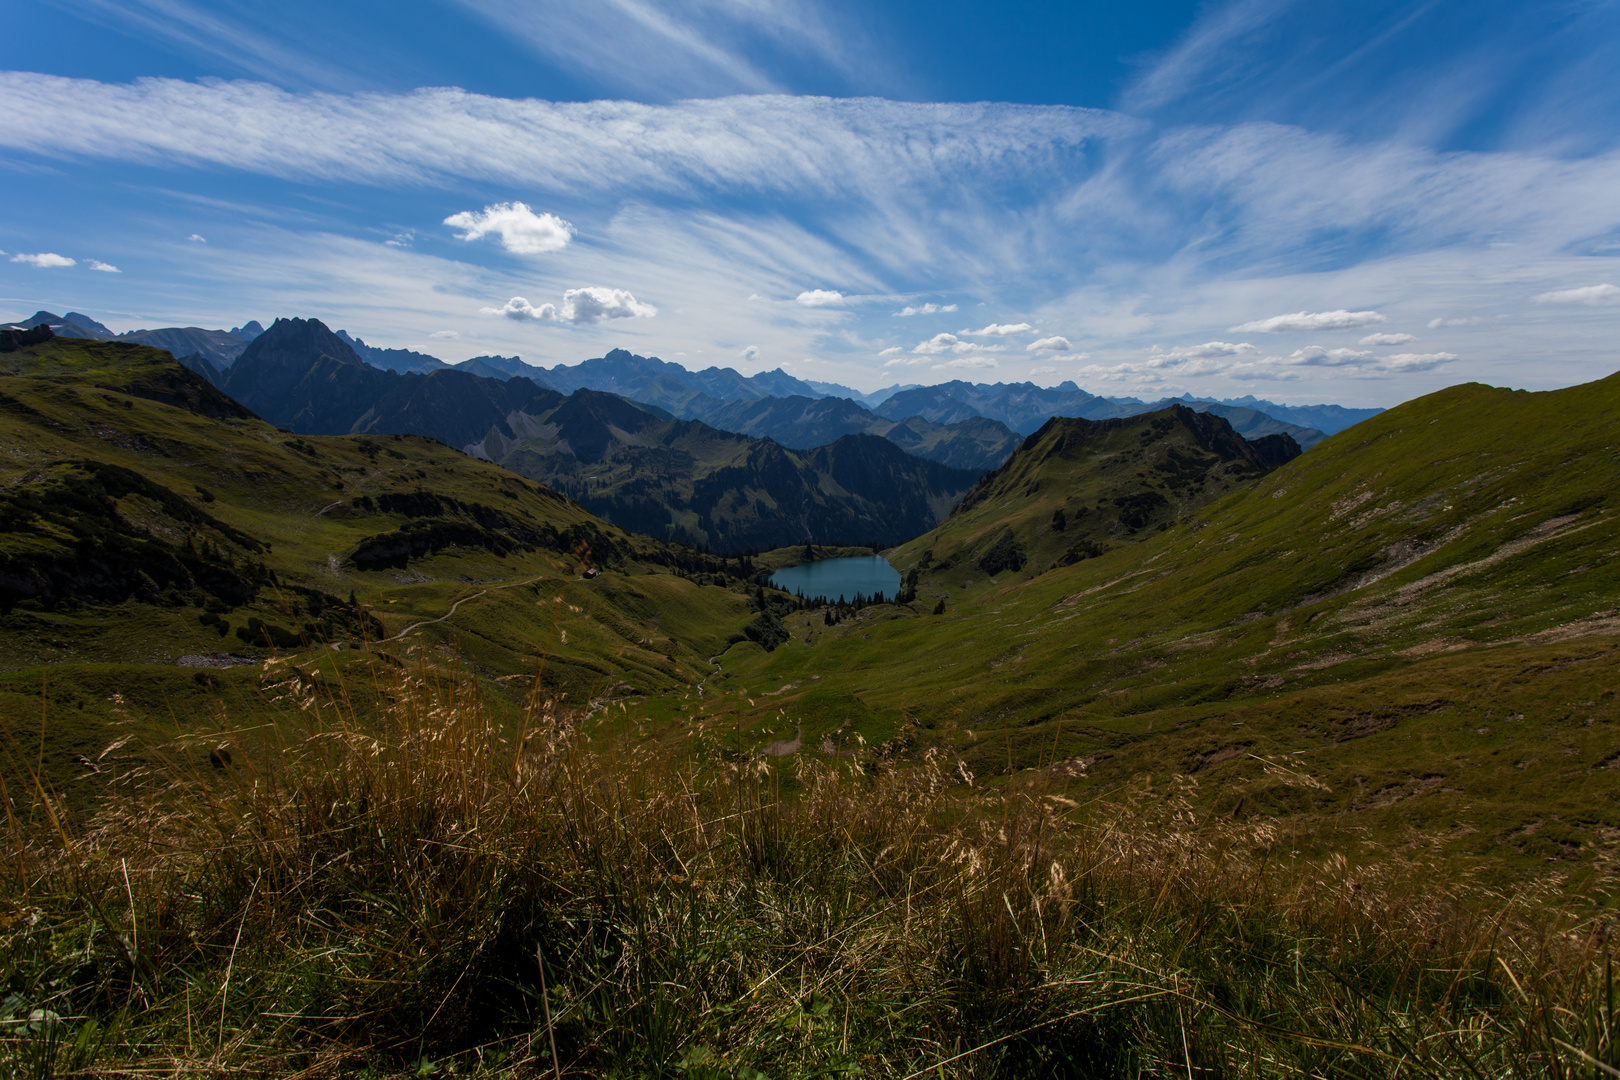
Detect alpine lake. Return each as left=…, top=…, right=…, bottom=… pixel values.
left=768, top=555, right=901, bottom=603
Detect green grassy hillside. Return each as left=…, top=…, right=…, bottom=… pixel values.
left=0, top=337, right=767, bottom=801
left=697, top=375, right=1620, bottom=880
left=8, top=335, right=1620, bottom=882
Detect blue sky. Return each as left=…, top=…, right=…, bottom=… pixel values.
left=2, top=0, right=1618, bottom=406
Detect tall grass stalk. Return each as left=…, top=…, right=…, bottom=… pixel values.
left=2, top=651, right=1618, bottom=1077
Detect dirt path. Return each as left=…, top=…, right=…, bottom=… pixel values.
left=381, top=572, right=558, bottom=643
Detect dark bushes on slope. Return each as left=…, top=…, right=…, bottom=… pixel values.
left=743, top=608, right=789, bottom=651
left=977, top=529, right=1026, bottom=576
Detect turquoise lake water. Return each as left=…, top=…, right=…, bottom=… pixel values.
left=769, top=556, right=900, bottom=603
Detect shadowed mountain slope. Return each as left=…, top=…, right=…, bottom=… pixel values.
left=206, top=324, right=983, bottom=551
left=218, top=317, right=562, bottom=448
left=484, top=391, right=981, bottom=550
left=905, top=404, right=1301, bottom=582
left=0, top=337, right=759, bottom=693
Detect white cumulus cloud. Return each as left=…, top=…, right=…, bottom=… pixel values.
left=1286, top=346, right=1377, bottom=367
left=562, top=287, right=656, bottom=323
left=741, top=345, right=760, bottom=361
left=912, top=332, right=1003, bottom=355
left=963, top=322, right=1033, bottom=336
left=1279, top=346, right=1456, bottom=372
left=895, top=303, right=957, bottom=316
left=483, top=296, right=557, bottom=321
left=1427, top=315, right=1507, bottom=328
left=1230, top=310, right=1387, bottom=333
left=1027, top=336, right=1074, bottom=354
left=484, top=287, right=655, bottom=324
left=188, top=234, right=206, bottom=243
left=1531, top=283, right=1620, bottom=306
left=1383, top=352, right=1458, bottom=371
left=1360, top=332, right=1416, bottom=345
left=795, top=289, right=844, bottom=307
left=878, top=346, right=903, bottom=357
left=935, top=356, right=999, bottom=370
left=88, top=259, right=120, bottom=272
left=10, top=252, right=75, bottom=268
left=444, top=201, right=574, bottom=254
left=1150, top=340, right=1254, bottom=361
left=429, top=329, right=459, bottom=339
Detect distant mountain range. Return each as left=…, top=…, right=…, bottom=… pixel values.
left=198, top=317, right=981, bottom=549
left=4, top=310, right=264, bottom=366
left=6, top=309, right=1384, bottom=461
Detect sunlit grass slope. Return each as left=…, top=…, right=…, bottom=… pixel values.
left=707, top=375, right=1620, bottom=879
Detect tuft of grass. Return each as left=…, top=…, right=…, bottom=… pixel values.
left=3, top=656, right=1619, bottom=1077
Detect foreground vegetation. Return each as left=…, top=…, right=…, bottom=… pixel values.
left=4, top=654, right=1620, bottom=1078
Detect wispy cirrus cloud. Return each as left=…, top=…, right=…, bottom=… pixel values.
left=59, top=0, right=369, bottom=91
left=449, top=0, right=889, bottom=101
left=895, top=302, right=956, bottom=316
left=0, top=75, right=1123, bottom=201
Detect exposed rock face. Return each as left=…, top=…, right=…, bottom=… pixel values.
left=0, top=323, right=54, bottom=351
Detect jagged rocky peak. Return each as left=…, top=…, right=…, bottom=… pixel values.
left=241, top=317, right=364, bottom=367
left=230, top=320, right=265, bottom=341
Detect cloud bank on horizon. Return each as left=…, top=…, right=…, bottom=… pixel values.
left=1, top=0, right=1618, bottom=407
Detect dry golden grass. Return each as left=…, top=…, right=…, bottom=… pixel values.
left=3, top=651, right=1618, bottom=1078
